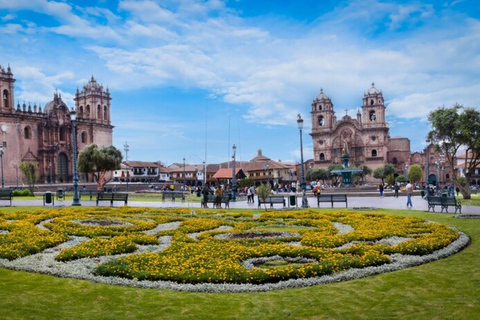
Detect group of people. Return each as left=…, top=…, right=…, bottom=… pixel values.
left=380, top=181, right=414, bottom=208
left=201, top=184, right=225, bottom=209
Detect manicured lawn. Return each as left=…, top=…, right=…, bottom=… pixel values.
left=0, top=207, right=479, bottom=319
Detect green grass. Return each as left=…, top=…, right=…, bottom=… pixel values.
left=0, top=207, right=479, bottom=319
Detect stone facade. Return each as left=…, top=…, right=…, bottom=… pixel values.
left=309, top=83, right=451, bottom=185
left=0, top=65, right=113, bottom=185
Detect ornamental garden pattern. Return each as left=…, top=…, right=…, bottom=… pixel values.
left=0, top=207, right=468, bottom=292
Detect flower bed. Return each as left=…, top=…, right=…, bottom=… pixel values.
left=0, top=207, right=469, bottom=292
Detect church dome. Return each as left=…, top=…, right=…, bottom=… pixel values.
left=315, top=88, right=330, bottom=100
left=44, top=91, right=68, bottom=114
left=367, top=82, right=381, bottom=95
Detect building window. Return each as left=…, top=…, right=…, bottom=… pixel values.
left=370, top=99, right=374, bottom=105
left=97, top=105, right=102, bottom=120
left=79, top=106, right=84, bottom=118
left=319, top=104, right=323, bottom=110
left=369, top=110, right=376, bottom=121
left=24, top=126, right=31, bottom=139
left=86, top=105, right=90, bottom=118
left=81, top=131, right=87, bottom=143
left=104, top=105, right=108, bottom=121
left=59, top=127, right=66, bottom=141
left=318, top=115, right=324, bottom=126
left=320, top=153, right=325, bottom=161
left=371, top=149, right=377, bottom=157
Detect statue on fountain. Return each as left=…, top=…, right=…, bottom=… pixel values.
left=342, top=141, right=349, bottom=155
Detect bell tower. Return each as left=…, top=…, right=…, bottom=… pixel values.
left=74, top=76, right=111, bottom=124
left=0, top=65, right=15, bottom=113
left=361, top=82, right=386, bottom=128
left=310, top=88, right=336, bottom=163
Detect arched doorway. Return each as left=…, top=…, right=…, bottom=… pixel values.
left=57, top=152, right=69, bottom=183
left=428, top=174, right=436, bottom=186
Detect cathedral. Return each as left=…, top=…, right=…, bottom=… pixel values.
left=0, top=64, right=113, bottom=185
left=309, top=83, right=449, bottom=185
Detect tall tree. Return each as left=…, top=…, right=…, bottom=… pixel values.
left=408, top=164, right=422, bottom=183
left=19, top=161, right=37, bottom=192
left=78, top=144, right=123, bottom=190
left=428, top=105, right=480, bottom=199
left=373, top=163, right=395, bottom=184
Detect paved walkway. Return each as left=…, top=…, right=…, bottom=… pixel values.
left=4, top=194, right=479, bottom=215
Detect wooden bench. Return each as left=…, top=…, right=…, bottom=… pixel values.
left=426, top=196, right=443, bottom=212
left=258, top=196, right=286, bottom=208
left=317, top=194, right=348, bottom=208
left=204, top=194, right=230, bottom=208
left=161, top=191, right=185, bottom=202
left=79, top=190, right=97, bottom=200
left=96, top=193, right=128, bottom=206
left=0, top=190, right=13, bottom=206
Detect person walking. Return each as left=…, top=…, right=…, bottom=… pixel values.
left=379, top=183, right=384, bottom=197
left=406, top=180, right=413, bottom=208
left=393, top=183, right=399, bottom=198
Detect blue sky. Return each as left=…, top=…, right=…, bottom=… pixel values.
left=0, top=0, right=479, bottom=166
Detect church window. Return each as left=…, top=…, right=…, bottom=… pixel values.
left=24, top=126, right=31, bottom=139
left=2, top=141, right=6, bottom=147
left=392, top=157, right=398, bottom=165
left=378, top=99, right=382, bottom=104
left=319, top=104, right=323, bottom=110
left=79, top=106, right=84, bottom=118
left=318, top=115, right=325, bottom=126
left=318, top=140, right=324, bottom=145
left=369, top=110, right=376, bottom=121
left=446, top=174, right=450, bottom=179
left=3, top=90, right=9, bottom=108
left=371, top=135, right=376, bottom=141
left=371, top=149, right=377, bottom=157
left=59, top=127, right=66, bottom=141
left=86, top=105, right=90, bottom=118
left=104, top=105, right=108, bottom=121
left=81, top=131, right=87, bottom=143
left=97, top=105, right=102, bottom=120
left=320, top=153, right=325, bottom=161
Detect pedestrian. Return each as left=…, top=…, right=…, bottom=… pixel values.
left=406, top=180, right=413, bottom=208
left=379, top=183, right=384, bottom=197
left=456, top=187, right=460, bottom=197
left=393, top=183, right=399, bottom=198
left=215, top=186, right=224, bottom=208
left=201, top=184, right=210, bottom=208
left=247, top=185, right=253, bottom=203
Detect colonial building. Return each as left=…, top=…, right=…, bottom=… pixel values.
left=309, top=83, right=450, bottom=185
left=0, top=64, right=113, bottom=185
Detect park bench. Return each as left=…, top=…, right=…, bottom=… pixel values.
left=79, top=189, right=97, bottom=200
left=428, top=196, right=462, bottom=214
left=441, top=196, right=462, bottom=214
left=96, top=192, right=128, bottom=206
left=162, top=191, right=185, bottom=202
left=426, top=196, right=443, bottom=212
left=0, top=190, right=13, bottom=206
left=204, top=194, right=230, bottom=208
left=258, top=195, right=286, bottom=208
left=317, top=194, right=348, bottom=208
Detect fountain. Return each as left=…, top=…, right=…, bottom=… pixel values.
left=331, top=141, right=363, bottom=187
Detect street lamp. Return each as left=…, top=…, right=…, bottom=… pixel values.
left=405, top=164, right=408, bottom=183
left=183, top=157, right=186, bottom=191
left=232, top=144, right=237, bottom=202
left=435, top=161, right=439, bottom=196
left=297, top=114, right=309, bottom=208
left=203, top=161, right=206, bottom=186
left=0, top=146, right=4, bottom=190
left=124, top=141, right=130, bottom=192
left=69, top=109, right=81, bottom=206
left=425, top=139, right=430, bottom=186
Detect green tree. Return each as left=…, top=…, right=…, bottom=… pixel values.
left=408, top=164, right=422, bottom=183
left=19, top=161, right=37, bottom=192
left=373, top=167, right=385, bottom=184
left=78, top=144, right=123, bottom=190
left=256, top=182, right=272, bottom=211
left=428, top=105, right=480, bottom=199
left=239, top=178, right=254, bottom=189
left=395, top=175, right=406, bottom=183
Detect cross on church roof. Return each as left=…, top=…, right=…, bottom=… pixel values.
left=345, top=109, right=348, bottom=116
